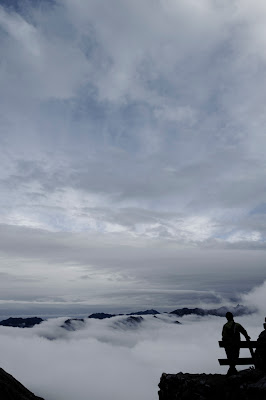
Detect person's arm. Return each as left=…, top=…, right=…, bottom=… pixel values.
left=237, top=323, right=251, bottom=340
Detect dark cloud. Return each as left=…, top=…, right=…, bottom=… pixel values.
left=0, top=224, right=264, bottom=313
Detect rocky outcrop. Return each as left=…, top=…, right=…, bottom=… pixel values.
left=0, top=367, right=45, bottom=400
left=60, top=318, right=85, bottom=331
left=0, top=317, right=44, bottom=328
left=114, top=315, right=144, bottom=329
left=158, top=369, right=266, bottom=400
left=124, top=316, right=143, bottom=325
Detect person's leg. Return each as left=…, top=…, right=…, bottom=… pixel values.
left=225, top=346, right=234, bottom=375
left=230, top=346, right=239, bottom=373
left=225, top=345, right=239, bottom=376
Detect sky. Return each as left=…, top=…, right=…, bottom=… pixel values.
left=0, top=0, right=266, bottom=317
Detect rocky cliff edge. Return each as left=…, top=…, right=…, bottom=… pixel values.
left=158, top=369, right=266, bottom=400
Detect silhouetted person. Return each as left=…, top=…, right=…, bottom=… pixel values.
left=254, top=318, right=266, bottom=371
left=222, top=312, right=250, bottom=376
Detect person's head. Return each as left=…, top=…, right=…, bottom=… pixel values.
left=226, top=312, right=234, bottom=321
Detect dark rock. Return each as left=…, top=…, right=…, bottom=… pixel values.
left=60, top=318, right=85, bottom=331
left=88, top=313, right=115, bottom=319
left=170, top=304, right=253, bottom=318
left=158, top=369, right=266, bottom=400
left=0, top=317, right=44, bottom=328
left=0, top=367, right=45, bottom=399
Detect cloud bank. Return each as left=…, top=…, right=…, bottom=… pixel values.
left=0, top=224, right=265, bottom=315
left=0, top=279, right=265, bottom=400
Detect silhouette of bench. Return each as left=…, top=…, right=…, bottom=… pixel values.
left=218, top=341, right=266, bottom=366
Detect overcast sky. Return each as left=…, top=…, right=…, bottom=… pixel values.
left=0, top=0, right=266, bottom=316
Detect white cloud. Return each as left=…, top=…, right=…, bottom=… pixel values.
left=241, top=280, right=266, bottom=314
left=0, top=304, right=264, bottom=400
left=0, top=0, right=266, bottom=243
left=0, top=4, right=89, bottom=101
left=0, top=6, right=41, bottom=57
left=227, top=230, right=262, bottom=243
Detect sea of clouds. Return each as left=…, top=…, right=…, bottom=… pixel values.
left=0, top=281, right=265, bottom=400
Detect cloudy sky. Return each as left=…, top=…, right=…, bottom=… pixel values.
left=0, top=0, right=266, bottom=316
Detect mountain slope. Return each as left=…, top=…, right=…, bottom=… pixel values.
left=170, top=304, right=253, bottom=317
left=0, top=368, right=45, bottom=400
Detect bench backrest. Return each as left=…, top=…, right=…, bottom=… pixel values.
left=219, top=340, right=266, bottom=348
left=218, top=340, right=266, bottom=366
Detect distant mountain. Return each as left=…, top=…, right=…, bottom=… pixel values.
left=0, top=317, right=44, bottom=328
left=88, top=313, right=115, bottom=319
left=128, top=309, right=160, bottom=315
left=170, top=304, right=253, bottom=317
left=0, top=304, right=254, bottom=330
left=170, top=307, right=207, bottom=317
left=0, top=367, right=44, bottom=400
left=88, top=310, right=160, bottom=319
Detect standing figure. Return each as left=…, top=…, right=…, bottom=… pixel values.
left=222, top=312, right=250, bottom=376
left=254, top=318, right=266, bottom=371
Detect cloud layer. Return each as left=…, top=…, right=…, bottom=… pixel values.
left=0, top=224, right=265, bottom=315
left=0, top=285, right=265, bottom=400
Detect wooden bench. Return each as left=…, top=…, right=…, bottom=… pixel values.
left=218, top=341, right=266, bottom=366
